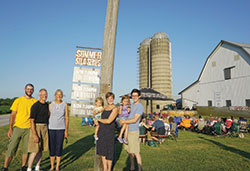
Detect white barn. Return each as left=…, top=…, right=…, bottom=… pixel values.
left=179, top=40, right=250, bottom=109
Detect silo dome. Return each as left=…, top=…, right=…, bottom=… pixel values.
left=152, top=32, right=169, bottom=40
left=140, top=38, right=152, bottom=47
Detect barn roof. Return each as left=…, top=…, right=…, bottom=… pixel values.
left=179, top=40, right=250, bottom=95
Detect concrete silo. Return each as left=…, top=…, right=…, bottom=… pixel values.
left=138, top=38, right=152, bottom=113
left=150, top=32, right=172, bottom=112
left=139, top=38, right=151, bottom=89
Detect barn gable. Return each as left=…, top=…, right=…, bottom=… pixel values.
left=179, top=40, right=250, bottom=95
left=179, top=40, right=250, bottom=108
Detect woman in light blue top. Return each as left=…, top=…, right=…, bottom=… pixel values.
left=48, top=89, right=69, bottom=171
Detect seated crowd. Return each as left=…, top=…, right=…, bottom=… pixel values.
left=138, top=114, right=178, bottom=145
left=83, top=110, right=249, bottom=147
left=178, top=114, right=248, bottom=137
left=137, top=112, right=248, bottom=145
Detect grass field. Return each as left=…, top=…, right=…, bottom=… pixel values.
left=1, top=117, right=250, bottom=171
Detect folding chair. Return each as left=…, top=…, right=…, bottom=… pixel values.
left=87, top=117, right=94, bottom=126
left=81, top=117, right=88, bottom=126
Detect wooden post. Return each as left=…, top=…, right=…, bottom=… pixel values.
left=99, top=0, right=120, bottom=99
left=95, top=0, right=119, bottom=170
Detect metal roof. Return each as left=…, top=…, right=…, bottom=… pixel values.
left=223, top=40, right=250, bottom=48
left=179, top=40, right=250, bottom=95
left=243, top=47, right=250, bottom=55
left=223, top=40, right=250, bottom=56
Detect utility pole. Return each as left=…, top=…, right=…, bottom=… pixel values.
left=95, top=1, right=119, bottom=170
left=99, top=0, right=120, bottom=99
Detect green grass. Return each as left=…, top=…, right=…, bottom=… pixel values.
left=1, top=117, right=250, bottom=170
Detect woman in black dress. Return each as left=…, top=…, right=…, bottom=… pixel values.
left=96, top=92, right=118, bottom=171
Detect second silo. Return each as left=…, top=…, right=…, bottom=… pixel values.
left=150, top=32, right=172, bottom=112
left=139, top=38, right=151, bottom=89
left=139, top=38, right=152, bottom=113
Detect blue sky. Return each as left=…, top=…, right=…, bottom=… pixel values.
left=0, top=0, right=250, bottom=103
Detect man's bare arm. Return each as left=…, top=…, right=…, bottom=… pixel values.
left=122, top=114, right=141, bottom=124
left=30, top=119, right=39, bottom=143
left=8, top=110, right=17, bottom=138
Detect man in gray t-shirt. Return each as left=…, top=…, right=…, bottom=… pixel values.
left=120, top=89, right=144, bottom=171
left=128, top=102, right=144, bottom=132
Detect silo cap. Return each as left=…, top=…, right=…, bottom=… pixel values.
left=152, top=32, right=169, bottom=40
left=140, top=38, right=152, bottom=46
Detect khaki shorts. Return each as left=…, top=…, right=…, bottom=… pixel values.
left=124, top=131, right=140, bottom=154
left=28, top=124, right=48, bottom=152
left=6, top=127, right=30, bottom=157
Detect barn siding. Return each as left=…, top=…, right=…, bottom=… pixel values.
left=181, top=42, right=250, bottom=108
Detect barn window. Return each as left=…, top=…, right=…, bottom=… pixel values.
left=208, top=100, right=212, bottom=106
left=156, top=105, right=160, bottom=109
left=246, top=99, right=250, bottom=107
left=226, top=100, right=231, bottom=107
left=224, top=66, right=235, bottom=80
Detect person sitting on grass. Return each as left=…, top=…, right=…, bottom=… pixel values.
left=151, top=116, right=166, bottom=142
left=203, top=117, right=211, bottom=134
left=169, top=117, right=177, bottom=137
left=139, top=118, right=148, bottom=144
left=148, top=112, right=152, bottom=120
left=197, top=115, right=205, bottom=133
left=210, top=117, right=218, bottom=127
left=117, top=95, right=131, bottom=145
left=179, top=115, right=191, bottom=130
left=190, top=117, right=198, bottom=131
left=163, top=117, right=170, bottom=135
left=213, top=117, right=224, bottom=135
left=226, top=116, right=233, bottom=134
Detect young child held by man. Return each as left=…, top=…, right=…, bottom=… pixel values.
left=117, top=95, right=131, bottom=144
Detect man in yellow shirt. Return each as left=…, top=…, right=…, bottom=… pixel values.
left=1, top=84, right=37, bottom=171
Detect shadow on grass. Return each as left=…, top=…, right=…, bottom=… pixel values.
left=199, top=137, right=250, bottom=160
left=41, top=134, right=94, bottom=170
left=122, top=155, right=139, bottom=171
left=111, top=139, right=124, bottom=170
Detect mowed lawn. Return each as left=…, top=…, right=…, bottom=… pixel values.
left=1, top=117, right=250, bottom=171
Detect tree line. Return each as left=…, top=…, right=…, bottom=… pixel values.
left=0, top=97, right=17, bottom=114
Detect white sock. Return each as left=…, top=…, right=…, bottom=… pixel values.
left=35, top=165, right=40, bottom=171
left=27, top=168, right=32, bottom=171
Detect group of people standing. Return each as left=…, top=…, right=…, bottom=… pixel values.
left=2, top=84, right=144, bottom=171
left=93, top=89, right=144, bottom=171
left=1, top=84, right=69, bottom=171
